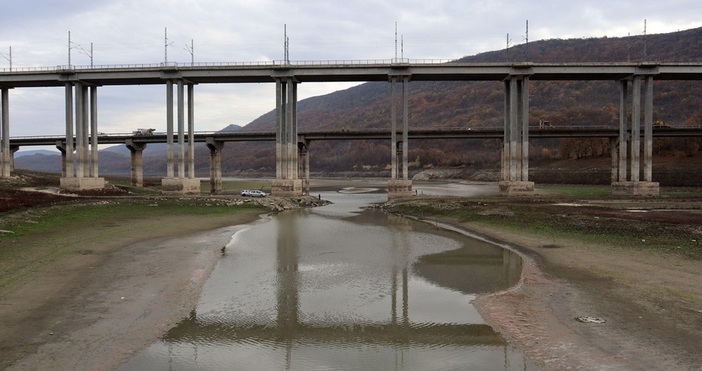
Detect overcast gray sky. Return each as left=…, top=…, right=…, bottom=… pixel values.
left=2, top=0, right=702, bottom=143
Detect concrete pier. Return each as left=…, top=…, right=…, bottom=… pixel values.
left=126, top=140, right=146, bottom=188
left=611, top=75, right=659, bottom=196
left=1, top=87, right=10, bottom=177
left=271, top=76, right=302, bottom=196
left=162, top=80, right=200, bottom=194
left=500, top=75, right=534, bottom=196
left=298, top=140, right=310, bottom=196
left=206, top=138, right=224, bottom=194
left=387, top=75, right=412, bottom=198
left=60, top=83, right=105, bottom=191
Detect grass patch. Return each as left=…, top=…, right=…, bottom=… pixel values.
left=389, top=200, right=702, bottom=260
left=536, top=184, right=612, bottom=198
left=0, top=199, right=265, bottom=292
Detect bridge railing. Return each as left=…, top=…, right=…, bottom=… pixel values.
left=0, top=59, right=457, bottom=73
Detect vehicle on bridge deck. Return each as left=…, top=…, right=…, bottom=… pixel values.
left=538, top=120, right=555, bottom=129
left=241, top=189, right=267, bottom=197
left=133, top=128, right=155, bottom=136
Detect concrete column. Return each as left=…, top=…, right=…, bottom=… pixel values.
left=177, top=79, right=185, bottom=179
left=643, top=76, right=654, bottom=182
left=275, top=79, right=284, bottom=179
left=520, top=76, right=530, bottom=181
left=298, top=142, right=308, bottom=196
left=390, top=77, right=397, bottom=180
left=187, top=84, right=195, bottom=179
left=60, top=83, right=104, bottom=191
left=610, top=137, right=619, bottom=183
left=402, top=77, right=409, bottom=180
left=9, top=145, right=18, bottom=172
left=387, top=75, right=412, bottom=198
left=64, top=83, right=74, bottom=178
left=75, top=82, right=85, bottom=178
left=56, top=141, right=67, bottom=177
left=1, top=87, right=10, bottom=177
left=81, top=84, right=89, bottom=178
left=206, top=138, right=223, bottom=194
left=287, top=78, right=298, bottom=179
left=271, top=77, right=302, bottom=196
left=509, top=77, right=519, bottom=181
left=499, top=77, right=534, bottom=196
left=631, top=76, right=641, bottom=182
left=612, top=77, right=658, bottom=196
left=166, top=80, right=174, bottom=178
left=618, top=80, right=628, bottom=182
left=502, top=80, right=509, bottom=181
left=305, top=143, right=310, bottom=196
left=126, top=140, right=146, bottom=188
left=162, top=80, right=200, bottom=194
left=90, top=86, right=98, bottom=178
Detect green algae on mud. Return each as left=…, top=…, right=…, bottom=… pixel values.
left=385, top=196, right=702, bottom=260
left=0, top=200, right=266, bottom=293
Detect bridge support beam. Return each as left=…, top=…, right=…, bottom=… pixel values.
left=1, top=87, right=10, bottom=177
left=60, top=83, right=105, bottom=191
left=612, top=76, right=659, bottom=196
left=162, top=80, right=200, bottom=194
left=206, top=138, right=224, bottom=194
left=500, top=76, right=533, bottom=196
left=272, top=77, right=302, bottom=196
left=388, top=75, right=412, bottom=198
left=126, top=140, right=147, bottom=188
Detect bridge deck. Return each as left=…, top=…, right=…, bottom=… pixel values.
left=3, top=62, right=702, bottom=88
left=9, top=126, right=702, bottom=147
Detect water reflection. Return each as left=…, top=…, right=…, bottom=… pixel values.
left=121, top=193, right=533, bottom=371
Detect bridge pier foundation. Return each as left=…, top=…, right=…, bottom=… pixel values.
left=272, top=179, right=303, bottom=197
left=612, top=76, right=659, bottom=196
left=161, top=178, right=201, bottom=194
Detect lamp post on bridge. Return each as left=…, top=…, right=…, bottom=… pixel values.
left=68, top=31, right=94, bottom=68
left=0, top=46, right=11, bottom=71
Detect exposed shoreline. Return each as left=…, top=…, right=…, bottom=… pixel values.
left=388, top=200, right=702, bottom=371
left=0, top=205, right=265, bottom=370
left=2, top=184, right=702, bottom=370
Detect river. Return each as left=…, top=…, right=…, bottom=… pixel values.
left=120, top=190, right=535, bottom=370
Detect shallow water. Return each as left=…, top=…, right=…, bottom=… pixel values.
left=120, top=192, right=534, bottom=370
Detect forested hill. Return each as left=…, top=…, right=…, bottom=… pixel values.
left=247, top=26, right=702, bottom=132
left=227, top=27, right=702, bottom=173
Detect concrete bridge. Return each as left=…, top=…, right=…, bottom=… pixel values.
left=3, top=60, right=702, bottom=196
left=7, top=125, right=702, bottom=195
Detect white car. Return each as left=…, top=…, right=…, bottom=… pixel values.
left=241, top=189, right=266, bottom=197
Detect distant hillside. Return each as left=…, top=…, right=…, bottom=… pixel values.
left=15, top=28, right=702, bottom=184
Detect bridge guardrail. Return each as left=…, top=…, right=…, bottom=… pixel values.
left=0, top=59, right=458, bottom=73
left=11, top=124, right=702, bottom=142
